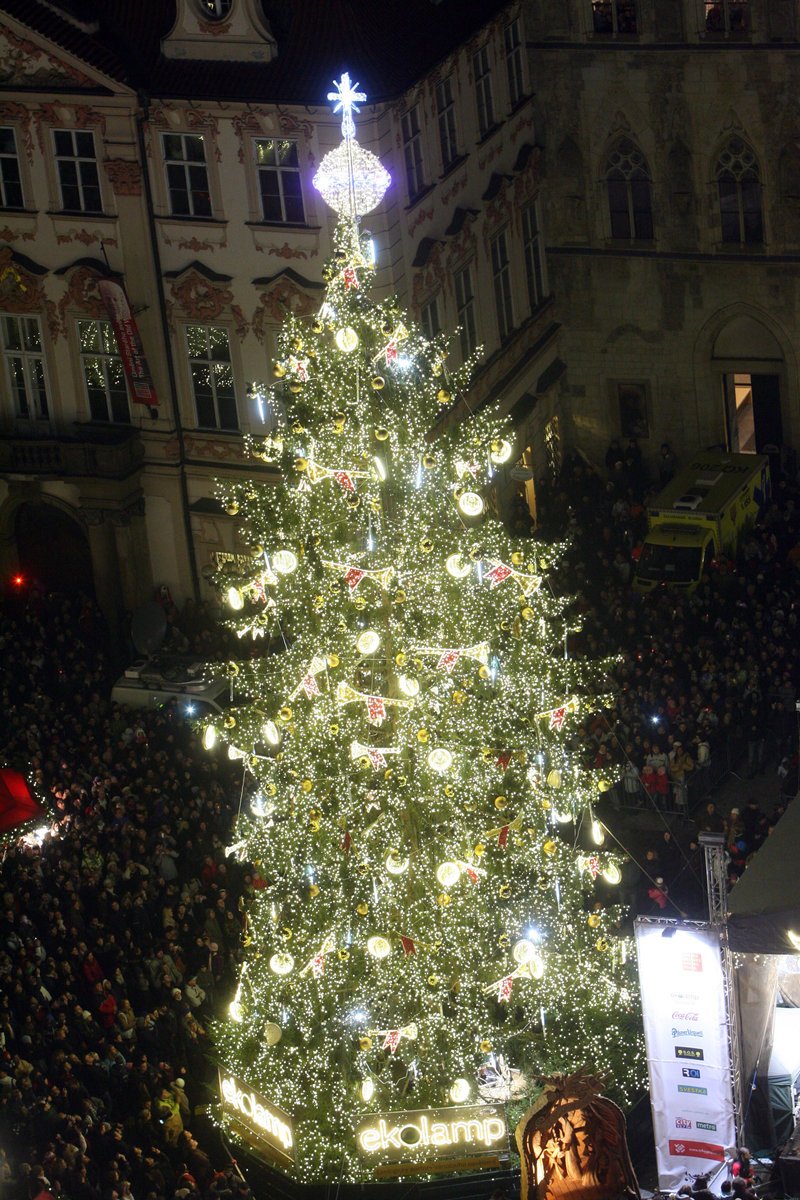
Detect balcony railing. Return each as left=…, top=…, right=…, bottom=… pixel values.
left=0, top=429, right=144, bottom=479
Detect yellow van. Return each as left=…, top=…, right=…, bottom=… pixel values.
left=633, top=452, right=770, bottom=593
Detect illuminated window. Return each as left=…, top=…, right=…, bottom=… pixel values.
left=592, top=1, right=638, bottom=33
left=0, top=128, right=23, bottom=209
left=436, top=77, right=459, bottom=172
left=186, top=325, right=238, bottom=430
left=505, top=18, right=525, bottom=108
left=1, top=316, right=48, bottom=419
left=716, top=137, right=762, bottom=244
left=419, top=297, right=441, bottom=342
left=705, top=0, right=749, bottom=33
left=79, top=320, right=129, bottom=423
left=401, top=104, right=426, bottom=202
left=162, top=133, right=212, bottom=218
left=491, top=229, right=514, bottom=342
left=606, top=138, right=653, bottom=240
left=522, top=201, right=547, bottom=310
left=254, top=139, right=305, bottom=224
left=454, top=266, right=477, bottom=360
left=53, top=129, right=102, bottom=214
left=473, top=45, right=496, bottom=139
left=545, top=415, right=562, bottom=478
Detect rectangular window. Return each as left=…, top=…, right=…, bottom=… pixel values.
left=436, top=77, right=459, bottom=172
left=53, top=129, right=102, bottom=214
left=419, top=297, right=441, bottom=342
left=401, top=105, right=426, bottom=202
left=162, top=133, right=212, bottom=218
left=491, top=230, right=514, bottom=342
left=454, top=266, right=477, bottom=360
left=254, top=138, right=305, bottom=224
left=186, top=325, right=238, bottom=431
left=592, top=1, right=638, bottom=33
left=473, top=45, right=496, bottom=139
left=79, top=320, right=130, bottom=424
left=522, top=202, right=546, bottom=310
left=0, top=127, right=23, bottom=209
left=1, top=316, right=48, bottom=419
left=705, top=0, right=749, bottom=32
left=504, top=18, right=525, bottom=109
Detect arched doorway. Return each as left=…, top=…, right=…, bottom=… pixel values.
left=15, top=500, right=94, bottom=596
left=712, top=316, right=784, bottom=454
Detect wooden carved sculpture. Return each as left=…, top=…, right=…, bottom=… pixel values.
left=515, top=1068, right=641, bottom=1200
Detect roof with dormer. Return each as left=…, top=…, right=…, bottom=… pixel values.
left=0, top=0, right=512, bottom=102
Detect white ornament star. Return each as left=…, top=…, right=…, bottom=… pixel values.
left=327, top=72, right=367, bottom=139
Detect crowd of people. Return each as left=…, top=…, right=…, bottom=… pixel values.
left=0, top=592, right=256, bottom=1200
left=535, top=440, right=800, bottom=918
left=1, top=440, right=798, bottom=1199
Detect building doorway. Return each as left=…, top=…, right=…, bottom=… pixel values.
left=15, top=500, right=94, bottom=596
left=723, top=372, right=782, bottom=454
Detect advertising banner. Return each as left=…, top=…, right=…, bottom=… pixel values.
left=354, top=1103, right=507, bottom=1176
left=218, top=1069, right=294, bottom=1169
left=98, top=278, right=159, bottom=409
left=635, top=921, right=736, bottom=1192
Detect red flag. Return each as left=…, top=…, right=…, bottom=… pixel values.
left=496, top=752, right=512, bottom=771
left=311, top=952, right=325, bottom=977
left=437, top=649, right=461, bottom=674
left=332, top=470, right=355, bottom=493
left=498, top=825, right=509, bottom=848
left=343, top=265, right=359, bottom=290
left=301, top=672, right=320, bottom=699
left=465, top=867, right=479, bottom=884
left=367, top=748, right=387, bottom=770
left=549, top=706, right=567, bottom=731
left=383, top=1029, right=401, bottom=1053
left=485, top=563, right=512, bottom=587
left=399, top=936, right=416, bottom=956
left=498, top=975, right=514, bottom=1003
left=98, top=280, right=159, bottom=409
left=586, top=855, right=601, bottom=879
left=366, top=696, right=386, bottom=724
left=341, top=830, right=351, bottom=853
left=344, top=567, right=366, bottom=590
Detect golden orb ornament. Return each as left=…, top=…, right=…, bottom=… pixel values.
left=419, top=536, right=434, bottom=554
left=543, top=839, right=557, bottom=856
left=511, top=551, right=524, bottom=567
left=356, top=902, right=369, bottom=916
left=289, top=381, right=303, bottom=394
left=416, top=728, right=429, bottom=744
left=371, top=376, right=385, bottom=391
left=308, top=884, right=320, bottom=898
left=498, top=882, right=512, bottom=900
left=480, top=1039, right=493, bottom=1054
left=273, top=362, right=287, bottom=378
left=437, top=387, right=452, bottom=406
left=588, top=913, right=601, bottom=928
left=225, top=501, right=239, bottom=516
left=494, top=796, right=507, bottom=811
left=374, top=425, right=389, bottom=440
left=264, top=1022, right=282, bottom=1045
left=337, top=948, right=350, bottom=962
left=596, top=938, right=609, bottom=952
left=427, top=974, right=440, bottom=988
left=422, top=451, right=437, bottom=469
left=278, top=706, right=293, bottom=724
left=437, top=892, right=452, bottom=907
left=294, top=457, right=308, bottom=473
left=358, top=1035, right=373, bottom=1052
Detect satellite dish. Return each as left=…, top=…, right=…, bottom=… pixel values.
left=130, top=601, right=167, bottom=657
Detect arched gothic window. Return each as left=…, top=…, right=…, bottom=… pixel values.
left=605, top=138, right=653, bottom=240
left=715, top=137, right=763, bottom=244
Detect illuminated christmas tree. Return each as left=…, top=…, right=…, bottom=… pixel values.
left=209, top=74, right=643, bottom=1184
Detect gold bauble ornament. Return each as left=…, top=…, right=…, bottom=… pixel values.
left=327, top=653, right=340, bottom=668
left=225, top=502, right=239, bottom=516
left=264, top=1022, right=282, bottom=1045
left=595, top=938, right=609, bottom=952
left=480, top=748, right=494, bottom=763
left=427, top=974, right=440, bottom=988
left=346, top=494, right=360, bottom=509
left=356, top=902, right=369, bottom=916
left=511, top=551, right=524, bottom=567
left=437, top=893, right=451, bottom=907
left=308, top=817, right=321, bottom=833
left=224, top=714, right=236, bottom=729
left=249, top=544, right=264, bottom=558
left=395, top=651, right=407, bottom=668
left=419, top=536, right=434, bottom=554
left=295, top=457, right=308, bottom=473
left=372, top=376, right=385, bottom=391
left=478, top=665, right=490, bottom=680
left=597, top=779, right=612, bottom=793
left=452, top=690, right=466, bottom=706
left=480, top=1039, right=493, bottom=1054
left=329, top=722, right=340, bottom=735
left=416, top=729, right=429, bottom=744
left=289, top=381, right=303, bottom=393
left=278, top=706, right=293, bottom=723
left=273, top=362, right=287, bottom=378
left=291, top=421, right=305, bottom=434
left=338, top=948, right=350, bottom=962
left=494, top=796, right=507, bottom=811
left=358, top=1035, right=373, bottom=1051
left=312, top=319, right=323, bottom=334
left=437, top=387, right=452, bottom=405
left=547, top=769, right=562, bottom=789
left=498, top=933, right=510, bottom=948
left=394, top=589, right=407, bottom=604
left=521, top=607, right=534, bottom=621
left=301, top=779, right=314, bottom=793
left=374, top=425, right=389, bottom=440
left=281, top=926, right=293, bottom=942
left=294, top=337, right=304, bottom=352
left=353, top=595, right=367, bottom=610
left=540, top=798, right=551, bottom=811
left=498, top=882, right=512, bottom=899
left=587, top=913, right=601, bottom=928
left=422, top=452, right=437, bottom=469
left=358, top=756, right=371, bottom=770
left=308, top=884, right=320, bottom=898
left=543, top=840, right=557, bottom=856
left=444, top=784, right=455, bottom=797
left=474, top=842, right=485, bottom=858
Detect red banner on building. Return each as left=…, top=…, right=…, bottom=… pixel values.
left=98, top=279, right=159, bottom=408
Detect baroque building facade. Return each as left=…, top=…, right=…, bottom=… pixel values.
left=527, top=0, right=800, bottom=473
left=0, top=0, right=556, bottom=621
